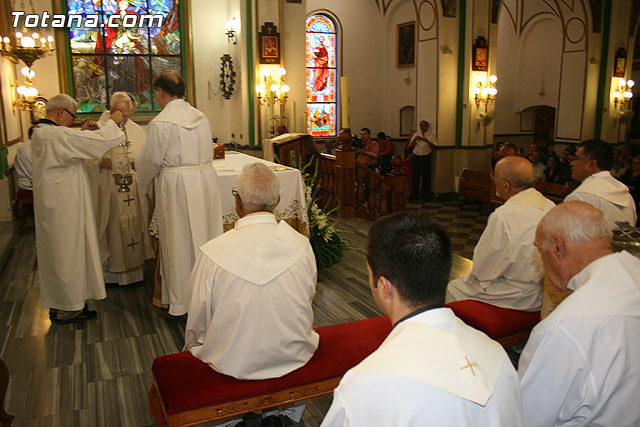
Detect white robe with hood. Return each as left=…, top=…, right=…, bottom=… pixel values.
left=136, top=98, right=223, bottom=315
left=321, top=308, right=522, bottom=427
left=183, top=212, right=319, bottom=380
left=32, top=120, right=124, bottom=311
left=565, top=170, right=637, bottom=229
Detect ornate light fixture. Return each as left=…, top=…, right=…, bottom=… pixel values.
left=473, top=73, right=498, bottom=111
left=256, top=67, right=290, bottom=136
left=225, top=17, right=238, bottom=45
left=613, top=78, right=634, bottom=111
left=1, top=1, right=55, bottom=111
left=255, top=67, right=290, bottom=105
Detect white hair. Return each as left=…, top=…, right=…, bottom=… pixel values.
left=538, top=201, right=611, bottom=250
left=46, top=94, right=76, bottom=113
left=110, top=91, right=133, bottom=109
left=235, top=163, right=280, bottom=212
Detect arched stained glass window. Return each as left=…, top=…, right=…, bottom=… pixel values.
left=306, top=14, right=337, bottom=137
left=65, top=0, right=185, bottom=114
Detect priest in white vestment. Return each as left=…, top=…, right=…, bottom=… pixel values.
left=321, top=212, right=522, bottom=426
left=92, top=92, right=154, bottom=286
left=184, top=163, right=317, bottom=424
left=136, top=71, right=223, bottom=316
left=519, top=201, right=640, bottom=427
left=565, top=139, right=637, bottom=229
left=31, top=94, right=125, bottom=324
left=446, top=156, right=555, bottom=311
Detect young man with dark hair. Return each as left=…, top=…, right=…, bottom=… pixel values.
left=565, top=139, right=636, bottom=229
left=321, top=212, right=522, bottom=426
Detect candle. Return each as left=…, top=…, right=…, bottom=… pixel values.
left=291, top=101, right=296, bottom=133
left=340, top=76, right=349, bottom=129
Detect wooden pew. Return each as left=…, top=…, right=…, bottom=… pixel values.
left=534, top=181, right=565, bottom=204
left=458, top=169, right=492, bottom=209
left=148, top=316, right=392, bottom=427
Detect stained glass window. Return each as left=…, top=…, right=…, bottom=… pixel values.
left=66, top=0, right=184, bottom=114
left=306, top=14, right=337, bottom=137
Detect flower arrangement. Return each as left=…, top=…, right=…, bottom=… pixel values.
left=289, top=154, right=351, bottom=269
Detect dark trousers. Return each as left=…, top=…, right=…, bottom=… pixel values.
left=410, top=153, right=432, bottom=198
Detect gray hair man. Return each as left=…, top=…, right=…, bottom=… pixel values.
left=519, top=201, right=640, bottom=426
left=446, top=156, right=555, bottom=311
left=89, top=91, right=154, bottom=287
left=184, top=163, right=318, bottom=425
left=31, top=94, right=124, bottom=324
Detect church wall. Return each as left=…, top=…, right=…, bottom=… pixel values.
left=282, top=1, right=306, bottom=135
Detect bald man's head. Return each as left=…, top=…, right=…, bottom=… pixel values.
left=495, top=156, right=535, bottom=191
left=153, top=70, right=185, bottom=98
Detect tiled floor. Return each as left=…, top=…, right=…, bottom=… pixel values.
left=0, top=200, right=490, bottom=426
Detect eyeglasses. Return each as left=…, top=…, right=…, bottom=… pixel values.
left=231, top=188, right=239, bottom=197
left=63, top=108, right=77, bottom=120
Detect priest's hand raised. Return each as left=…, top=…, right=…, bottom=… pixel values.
left=110, top=111, right=124, bottom=125
left=81, top=119, right=99, bottom=131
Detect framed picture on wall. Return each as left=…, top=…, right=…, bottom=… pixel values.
left=614, top=48, right=626, bottom=78
left=472, top=36, right=488, bottom=71
left=396, top=21, right=415, bottom=68
left=259, top=22, right=280, bottom=64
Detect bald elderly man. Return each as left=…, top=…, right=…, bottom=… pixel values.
left=446, top=156, right=555, bottom=311
left=519, top=201, right=640, bottom=426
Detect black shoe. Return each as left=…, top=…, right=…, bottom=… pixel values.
left=164, top=312, right=187, bottom=323
left=261, top=415, right=283, bottom=427
left=53, top=309, right=98, bottom=325
left=48, top=309, right=57, bottom=320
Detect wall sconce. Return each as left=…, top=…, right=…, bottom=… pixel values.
left=13, top=66, right=41, bottom=111
left=256, top=67, right=290, bottom=105
left=612, top=78, right=634, bottom=111
left=473, top=73, right=498, bottom=111
left=225, top=17, right=238, bottom=45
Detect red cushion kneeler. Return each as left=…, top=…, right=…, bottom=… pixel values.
left=152, top=316, right=392, bottom=416
left=445, top=300, right=540, bottom=339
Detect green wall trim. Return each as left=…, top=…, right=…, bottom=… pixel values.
left=455, top=0, right=467, bottom=147
left=247, top=0, right=256, bottom=145
left=594, top=0, right=612, bottom=139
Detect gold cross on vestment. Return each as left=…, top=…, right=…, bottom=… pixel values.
left=459, top=356, right=478, bottom=376
left=123, top=196, right=135, bottom=206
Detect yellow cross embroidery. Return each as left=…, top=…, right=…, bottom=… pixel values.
left=459, top=356, right=478, bottom=376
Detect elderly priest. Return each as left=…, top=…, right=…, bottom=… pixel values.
left=184, top=163, right=318, bottom=425
left=446, top=156, right=555, bottom=311
left=136, top=71, right=223, bottom=316
left=32, top=94, right=125, bottom=324
left=90, top=92, right=154, bottom=286
left=321, top=212, right=522, bottom=426
left=519, top=201, right=640, bottom=427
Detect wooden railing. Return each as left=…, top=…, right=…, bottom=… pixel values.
left=355, top=163, right=407, bottom=221
left=273, top=131, right=407, bottom=219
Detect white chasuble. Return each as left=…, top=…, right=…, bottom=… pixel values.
left=447, top=188, right=555, bottom=311
left=565, top=170, right=637, bottom=229
left=91, top=113, right=154, bottom=284
left=184, top=213, right=318, bottom=380
left=321, top=308, right=522, bottom=426
left=136, top=99, right=222, bottom=315
left=32, top=120, right=124, bottom=311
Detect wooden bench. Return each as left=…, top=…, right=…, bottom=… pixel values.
left=148, top=316, right=392, bottom=427
left=534, top=181, right=565, bottom=204
left=458, top=169, right=492, bottom=209
left=446, top=300, right=540, bottom=348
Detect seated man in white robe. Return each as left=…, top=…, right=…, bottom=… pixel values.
left=136, top=71, right=223, bottom=316
left=519, top=201, right=640, bottom=427
left=565, top=139, right=637, bottom=229
left=94, top=92, right=154, bottom=286
left=321, top=212, right=522, bottom=426
left=184, top=163, right=318, bottom=427
left=446, top=156, right=555, bottom=311
left=31, top=94, right=125, bottom=324
left=14, top=127, right=34, bottom=190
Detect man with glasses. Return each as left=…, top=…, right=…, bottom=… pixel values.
left=136, top=71, right=222, bottom=318
left=31, top=93, right=125, bottom=324
left=446, top=156, right=555, bottom=311
left=184, top=163, right=317, bottom=426
left=565, top=139, right=636, bottom=229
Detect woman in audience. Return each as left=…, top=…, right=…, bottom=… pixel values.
left=542, top=155, right=561, bottom=184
